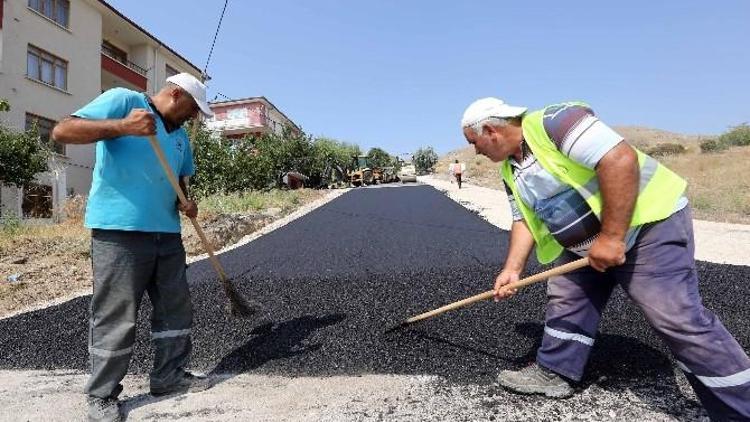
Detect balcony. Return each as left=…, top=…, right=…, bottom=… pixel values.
left=100, top=50, right=147, bottom=91
left=206, top=104, right=271, bottom=137
left=206, top=118, right=270, bottom=137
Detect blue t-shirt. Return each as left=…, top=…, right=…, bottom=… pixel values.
left=73, top=88, right=195, bottom=233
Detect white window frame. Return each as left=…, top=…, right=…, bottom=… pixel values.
left=28, top=0, right=70, bottom=28
left=27, top=44, right=68, bottom=91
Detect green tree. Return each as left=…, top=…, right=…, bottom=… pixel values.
left=192, top=122, right=367, bottom=193
left=0, top=104, right=50, bottom=188
left=413, top=146, right=438, bottom=174
left=190, top=122, right=235, bottom=197
left=309, top=137, right=359, bottom=185
left=367, top=147, right=393, bottom=168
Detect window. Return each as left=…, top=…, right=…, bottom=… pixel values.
left=25, top=113, right=64, bottom=155
left=102, top=40, right=127, bottom=64
left=27, top=45, right=67, bottom=90
left=28, top=0, right=69, bottom=28
left=165, top=64, right=180, bottom=78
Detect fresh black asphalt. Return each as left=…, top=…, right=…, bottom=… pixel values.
left=2, top=185, right=749, bottom=395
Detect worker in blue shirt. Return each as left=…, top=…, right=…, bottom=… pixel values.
left=53, top=73, right=213, bottom=422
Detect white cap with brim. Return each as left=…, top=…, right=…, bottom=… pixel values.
left=461, top=97, right=527, bottom=128
left=166, top=73, right=214, bottom=118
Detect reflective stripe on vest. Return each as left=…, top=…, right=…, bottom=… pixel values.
left=501, top=102, right=687, bottom=264
left=574, top=151, right=661, bottom=208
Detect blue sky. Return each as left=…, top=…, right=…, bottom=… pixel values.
left=108, top=1, right=750, bottom=155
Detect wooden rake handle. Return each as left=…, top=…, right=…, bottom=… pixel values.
left=147, top=135, right=228, bottom=282
left=404, top=257, right=590, bottom=325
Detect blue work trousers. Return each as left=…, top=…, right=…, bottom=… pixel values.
left=537, top=207, right=750, bottom=420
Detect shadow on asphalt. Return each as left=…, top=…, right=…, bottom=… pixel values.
left=106, top=313, right=348, bottom=420
left=209, top=313, right=347, bottom=378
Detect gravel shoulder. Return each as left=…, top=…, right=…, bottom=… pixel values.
left=0, top=370, right=706, bottom=421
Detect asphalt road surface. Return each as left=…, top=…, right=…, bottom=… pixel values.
left=1, top=185, right=748, bottom=420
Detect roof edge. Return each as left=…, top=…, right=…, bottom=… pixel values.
left=96, top=0, right=204, bottom=77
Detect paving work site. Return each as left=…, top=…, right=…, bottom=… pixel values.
left=1, top=185, right=748, bottom=420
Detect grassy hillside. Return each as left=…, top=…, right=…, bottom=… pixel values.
left=437, top=127, right=749, bottom=224
left=611, top=126, right=704, bottom=150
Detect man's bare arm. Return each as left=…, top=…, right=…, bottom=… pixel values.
left=493, top=220, right=536, bottom=299
left=52, top=109, right=155, bottom=145
left=503, top=220, right=535, bottom=273
left=589, top=141, right=639, bottom=271
left=176, top=176, right=198, bottom=218
left=178, top=177, right=190, bottom=202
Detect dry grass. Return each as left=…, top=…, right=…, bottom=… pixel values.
left=438, top=128, right=749, bottom=224
left=0, top=221, right=91, bottom=316
left=197, top=189, right=324, bottom=218
left=0, top=188, right=327, bottom=317
left=436, top=148, right=505, bottom=190
left=612, top=126, right=704, bottom=151
left=661, top=146, right=750, bottom=224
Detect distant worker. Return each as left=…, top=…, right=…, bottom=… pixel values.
left=460, top=97, right=750, bottom=420
left=450, top=159, right=465, bottom=189
left=52, top=73, right=215, bottom=422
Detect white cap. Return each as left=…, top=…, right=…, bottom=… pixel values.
left=166, top=73, right=214, bottom=117
left=461, top=97, right=527, bottom=128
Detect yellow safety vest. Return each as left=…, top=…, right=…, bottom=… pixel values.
left=501, top=102, right=687, bottom=264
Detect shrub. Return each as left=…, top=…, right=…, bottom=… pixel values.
left=718, top=123, right=750, bottom=147
left=61, top=195, right=87, bottom=224
left=699, top=139, right=728, bottom=154
left=645, top=143, right=687, bottom=157
left=0, top=215, right=24, bottom=237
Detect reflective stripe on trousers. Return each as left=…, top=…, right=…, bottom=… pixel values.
left=536, top=207, right=750, bottom=419
left=85, top=230, right=193, bottom=399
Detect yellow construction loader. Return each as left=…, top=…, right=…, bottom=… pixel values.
left=348, top=155, right=374, bottom=187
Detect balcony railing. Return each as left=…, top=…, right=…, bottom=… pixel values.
left=206, top=118, right=267, bottom=131
left=100, top=49, right=147, bottom=76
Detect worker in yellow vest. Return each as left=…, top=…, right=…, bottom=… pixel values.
left=461, top=97, right=749, bottom=420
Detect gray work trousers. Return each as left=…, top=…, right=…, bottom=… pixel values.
left=84, top=229, right=193, bottom=399
left=536, top=207, right=750, bottom=419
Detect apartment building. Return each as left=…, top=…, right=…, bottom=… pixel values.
left=0, top=0, right=203, bottom=219
left=206, top=97, right=300, bottom=139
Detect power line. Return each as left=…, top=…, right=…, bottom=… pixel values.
left=203, top=0, right=229, bottom=77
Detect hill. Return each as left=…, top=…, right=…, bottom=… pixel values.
left=611, top=126, right=705, bottom=150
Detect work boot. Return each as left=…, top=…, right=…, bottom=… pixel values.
left=150, top=370, right=213, bottom=396
left=497, top=363, right=574, bottom=398
left=87, top=384, right=123, bottom=422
